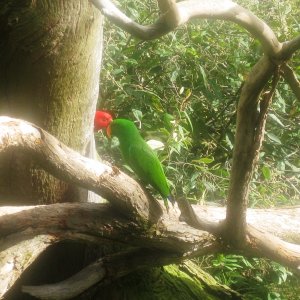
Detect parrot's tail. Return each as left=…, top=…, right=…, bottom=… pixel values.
left=167, top=195, right=175, bottom=206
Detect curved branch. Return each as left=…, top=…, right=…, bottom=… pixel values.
left=91, top=0, right=282, bottom=56
left=0, top=202, right=218, bottom=298
left=225, top=56, right=277, bottom=246
left=22, top=249, right=180, bottom=300
left=281, top=35, right=300, bottom=59
left=1, top=202, right=300, bottom=298
left=0, top=116, right=163, bottom=223
left=246, top=226, right=300, bottom=272
left=176, top=199, right=300, bottom=274
left=0, top=203, right=215, bottom=255
left=282, top=64, right=300, bottom=101
left=1, top=117, right=300, bottom=298
left=177, top=197, right=223, bottom=235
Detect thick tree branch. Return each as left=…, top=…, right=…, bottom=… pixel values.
left=177, top=199, right=300, bottom=274
left=0, top=202, right=218, bottom=298
left=282, top=64, right=300, bottom=101
left=0, top=203, right=216, bottom=256
left=225, top=56, right=277, bottom=246
left=0, top=116, right=162, bottom=223
left=22, top=248, right=180, bottom=300
left=1, top=203, right=300, bottom=299
left=281, top=35, right=300, bottom=59
left=91, top=0, right=282, bottom=56
left=246, top=225, right=300, bottom=273
left=1, top=117, right=300, bottom=298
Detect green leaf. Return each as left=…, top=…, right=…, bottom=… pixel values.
left=193, top=157, right=214, bottom=164
left=268, top=113, right=285, bottom=127
left=265, top=132, right=282, bottom=144
left=132, top=109, right=143, bottom=122
left=199, top=65, right=208, bottom=89
left=262, top=165, right=271, bottom=180
left=183, top=110, right=194, bottom=132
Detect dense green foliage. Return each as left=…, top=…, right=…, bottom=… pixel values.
left=97, top=0, right=300, bottom=298
left=99, top=0, right=300, bottom=207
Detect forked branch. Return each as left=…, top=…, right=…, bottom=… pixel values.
left=91, top=0, right=282, bottom=56
left=1, top=202, right=300, bottom=299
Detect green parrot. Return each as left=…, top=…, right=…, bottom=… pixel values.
left=107, top=118, right=174, bottom=209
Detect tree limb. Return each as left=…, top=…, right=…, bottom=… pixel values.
left=177, top=199, right=300, bottom=274
left=282, top=64, right=300, bottom=101
left=1, top=117, right=300, bottom=298
left=225, top=56, right=277, bottom=246
left=0, top=202, right=218, bottom=298
left=0, top=202, right=299, bottom=299
left=22, top=249, right=180, bottom=300
left=0, top=116, right=162, bottom=223
left=281, top=35, right=300, bottom=59
left=91, top=0, right=282, bottom=56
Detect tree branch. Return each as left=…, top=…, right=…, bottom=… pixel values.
left=176, top=199, right=300, bottom=274
left=281, top=35, right=300, bottom=59
left=0, top=202, right=218, bottom=298
left=1, top=117, right=300, bottom=298
left=246, top=225, right=300, bottom=273
left=91, top=0, right=282, bottom=56
left=0, top=116, right=162, bottom=223
left=22, top=248, right=181, bottom=300
left=225, top=56, right=277, bottom=246
left=1, top=203, right=299, bottom=299
left=282, top=64, right=300, bottom=101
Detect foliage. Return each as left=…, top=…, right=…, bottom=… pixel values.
left=98, top=0, right=300, bottom=207
left=97, top=0, right=300, bottom=298
left=200, top=254, right=299, bottom=300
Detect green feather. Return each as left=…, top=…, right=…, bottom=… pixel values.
left=110, top=119, right=172, bottom=206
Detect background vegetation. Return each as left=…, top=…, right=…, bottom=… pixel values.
left=96, top=0, right=300, bottom=298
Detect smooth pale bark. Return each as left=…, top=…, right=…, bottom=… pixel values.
left=0, top=202, right=299, bottom=299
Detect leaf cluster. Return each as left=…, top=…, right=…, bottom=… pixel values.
left=98, top=0, right=300, bottom=207
left=97, top=2, right=300, bottom=297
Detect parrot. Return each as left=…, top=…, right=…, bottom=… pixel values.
left=94, top=110, right=113, bottom=131
left=102, top=116, right=174, bottom=210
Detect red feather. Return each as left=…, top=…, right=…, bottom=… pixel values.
left=94, top=111, right=113, bottom=131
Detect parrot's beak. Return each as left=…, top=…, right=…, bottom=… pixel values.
left=106, top=124, right=112, bottom=138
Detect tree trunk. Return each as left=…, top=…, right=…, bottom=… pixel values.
left=0, top=2, right=104, bottom=298
left=0, top=0, right=103, bottom=205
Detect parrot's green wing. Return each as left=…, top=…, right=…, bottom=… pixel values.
left=125, top=140, right=170, bottom=199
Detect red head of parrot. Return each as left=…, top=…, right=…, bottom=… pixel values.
left=94, top=111, right=113, bottom=131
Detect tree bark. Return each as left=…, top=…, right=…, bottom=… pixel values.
left=0, top=0, right=103, bottom=204
left=0, top=2, right=104, bottom=298
left=0, top=201, right=299, bottom=299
